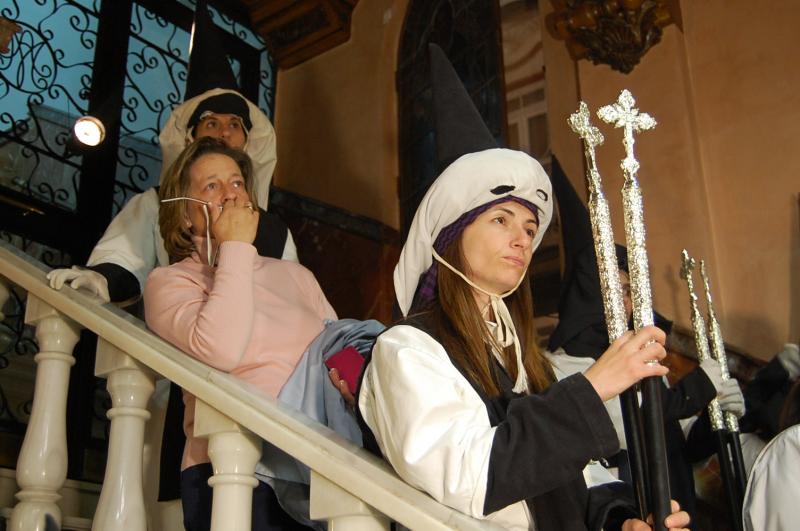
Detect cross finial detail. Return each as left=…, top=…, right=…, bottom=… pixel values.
left=569, top=102, right=605, bottom=193
left=598, top=90, right=656, bottom=178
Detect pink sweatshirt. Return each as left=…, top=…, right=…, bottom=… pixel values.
left=144, top=240, right=336, bottom=469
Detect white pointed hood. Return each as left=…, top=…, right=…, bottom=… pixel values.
left=158, top=87, right=277, bottom=209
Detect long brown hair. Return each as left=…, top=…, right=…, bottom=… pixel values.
left=158, top=136, right=255, bottom=263
left=425, top=236, right=554, bottom=397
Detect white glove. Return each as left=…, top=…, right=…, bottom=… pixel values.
left=46, top=266, right=110, bottom=303
left=777, top=343, right=800, bottom=380
left=699, top=358, right=725, bottom=394
left=717, top=378, right=745, bottom=418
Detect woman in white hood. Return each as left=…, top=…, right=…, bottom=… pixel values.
left=356, top=44, right=691, bottom=531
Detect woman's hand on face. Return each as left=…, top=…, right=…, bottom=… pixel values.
left=622, top=500, right=690, bottom=531
left=211, top=197, right=258, bottom=245
left=584, top=325, right=669, bottom=402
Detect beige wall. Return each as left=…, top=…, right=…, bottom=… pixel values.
left=272, top=0, right=407, bottom=230
left=543, top=0, right=800, bottom=359
left=274, top=0, right=798, bottom=359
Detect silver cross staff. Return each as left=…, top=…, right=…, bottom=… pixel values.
left=568, top=103, right=627, bottom=342
left=680, top=250, right=725, bottom=431
left=699, top=259, right=748, bottom=503
left=699, top=260, right=740, bottom=433
left=598, top=89, right=657, bottom=332
left=597, top=90, right=670, bottom=531
left=569, top=101, right=650, bottom=520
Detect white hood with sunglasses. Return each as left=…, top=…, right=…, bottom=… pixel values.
left=158, top=87, right=277, bottom=209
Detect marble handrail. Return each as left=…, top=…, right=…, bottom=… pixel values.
left=0, top=240, right=502, bottom=531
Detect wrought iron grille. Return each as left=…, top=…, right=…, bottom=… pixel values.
left=0, top=0, right=276, bottom=227
left=0, top=0, right=277, bottom=481
left=114, top=0, right=276, bottom=213
left=0, top=0, right=99, bottom=213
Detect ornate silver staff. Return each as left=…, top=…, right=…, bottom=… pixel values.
left=680, top=252, right=742, bottom=530
left=598, top=90, right=670, bottom=531
left=568, top=102, right=650, bottom=519
left=700, top=260, right=747, bottom=500
left=679, top=252, right=724, bottom=429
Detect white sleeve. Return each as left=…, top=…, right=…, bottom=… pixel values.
left=86, top=188, right=160, bottom=289
left=743, top=425, right=800, bottom=531
left=358, top=325, right=495, bottom=518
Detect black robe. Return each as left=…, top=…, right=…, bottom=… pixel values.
left=359, top=313, right=637, bottom=531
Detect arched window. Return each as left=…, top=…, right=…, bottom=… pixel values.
left=396, top=0, right=506, bottom=237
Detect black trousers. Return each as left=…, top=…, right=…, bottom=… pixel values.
left=180, top=463, right=312, bottom=531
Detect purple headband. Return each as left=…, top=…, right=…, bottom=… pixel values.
left=414, top=196, right=540, bottom=309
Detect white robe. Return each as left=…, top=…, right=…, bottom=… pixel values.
left=742, top=424, right=800, bottom=531
left=359, top=325, right=622, bottom=531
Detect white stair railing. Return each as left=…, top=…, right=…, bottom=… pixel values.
left=0, top=240, right=503, bottom=531
left=8, top=296, right=79, bottom=531
left=92, top=339, right=155, bottom=531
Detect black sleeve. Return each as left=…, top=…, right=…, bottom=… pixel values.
left=484, top=373, right=620, bottom=514
left=587, top=481, right=638, bottom=531
left=87, top=262, right=141, bottom=303
left=684, top=410, right=717, bottom=462
left=660, top=367, right=717, bottom=423
left=252, top=209, right=289, bottom=259
left=740, top=358, right=791, bottom=438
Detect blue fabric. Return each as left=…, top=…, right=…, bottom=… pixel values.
left=255, top=318, right=385, bottom=528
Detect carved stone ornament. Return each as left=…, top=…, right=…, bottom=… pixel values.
left=241, top=0, right=359, bottom=69
left=0, top=17, right=21, bottom=54
left=546, top=0, right=680, bottom=74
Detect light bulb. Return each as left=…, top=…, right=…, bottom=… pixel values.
left=73, top=116, right=106, bottom=147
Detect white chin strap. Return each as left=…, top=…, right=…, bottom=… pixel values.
left=432, top=249, right=529, bottom=393
left=160, top=197, right=219, bottom=266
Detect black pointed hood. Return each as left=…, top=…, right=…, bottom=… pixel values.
left=546, top=166, right=672, bottom=357
left=550, top=156, right=594, bottom=278
left=429, top=43, right=497, bottom=171
left=185, top=0, right=238, bottom=100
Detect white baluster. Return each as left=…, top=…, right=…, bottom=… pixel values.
left=310, top=470, right=390, bottom=530
left=9, top=296, right=80, bottom=531
left=92, top=338, right=155, bottom=531
left=194, top=400, right=261, bottom=531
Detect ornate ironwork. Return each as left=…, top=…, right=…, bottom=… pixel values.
left=0, top=0, right=277, bottom=483
left=0, top=230, right=71, bottom=268
left=0, top=287, right=37, bottom=366
left=113, top=2, right=190, bottom=212
left=0, top=0, right=99, bottom=211
left=546, top=0, right=679, bottom=74
left=113, top=0, right=277, bottom=212
left=0, top=281, right=37, bottom=428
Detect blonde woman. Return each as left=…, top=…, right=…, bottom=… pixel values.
left=144, top=137, right=334, bottom=531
